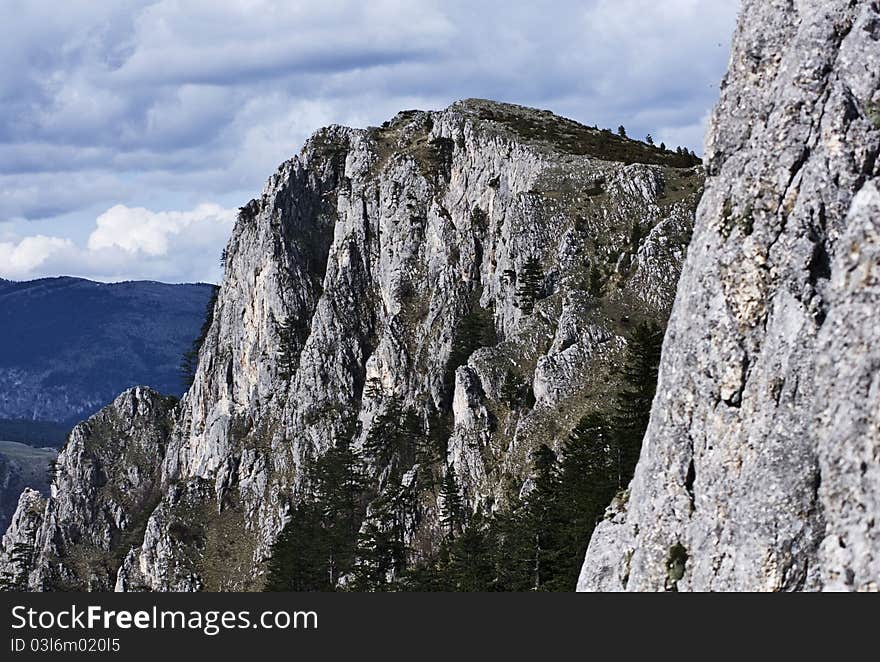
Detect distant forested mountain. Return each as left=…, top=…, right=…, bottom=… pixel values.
left=0, top=277, right=214, bottom=442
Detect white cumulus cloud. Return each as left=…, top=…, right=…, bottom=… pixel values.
left=0, top=203, right=235, bottom=283
left=0, top=235, right=78, bottom=280
left=88, top=203, right=235, bottom=256
left=0, top=0, right=741, bottom=283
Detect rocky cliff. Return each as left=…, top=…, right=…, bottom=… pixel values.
left=579, top=0, right=880, bottom=592
left=0, top=99, right=701, bottom=591
left=0, top=441, right=56, bottom=532
left=1, top=388, right=176, bottom=590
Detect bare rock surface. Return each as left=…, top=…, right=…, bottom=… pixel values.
left=579, top=0, right=880, bottom=592
left=1, top=100, right=700, bottom=591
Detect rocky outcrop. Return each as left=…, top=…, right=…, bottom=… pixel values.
left=0, top=387, right=175, bottom=590
left=815, top=182, right=880, bottom=591
left=0, top=489, right=44, bottom=589
left=2, top=100, right=701, bottom=591
left=579, top=0, right=880, bottom=592
left=0, top=442, right=55, bottom=531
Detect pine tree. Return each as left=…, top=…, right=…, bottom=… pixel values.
left=629, top=222, right=643, bottom=250
left=364, top=398, right=421, bottom=481
left=181, top=285, right=220, bottom=390
left=525, top=444, right=562, bottom=589
left=499, top=369, right=526, bottom=409
left=515, top=257, right=545, bottom=314
left=265, top=433, right=370, bottom=591
left=588, top=264, right=605, bottom=298
left=312, top=436, right=370, bottom=585
left=397, top=544, right=453, bottom=591
left=447, top=515, right=494, bottom=590
left=610, top=322, right=664, bottom=485
left=46, top=458, right=59, bottom=484
left=276, top=314, right=307, bottom=381
left=563, top=413, right=616, bottom=491
left=264, top=504, right=331, bottom=591
left=351, top=521, right=399, bottom=590
left=0, top=542, right=33, bottom=592
left=351, top=487, right=409, bottom=590
left=617, top=125, right=627, bottom=137
left=439, top=464, right=465, bottom=538
left=489, top=496, right=534, bottom=590
left=363, top=376, right=384, bottom=399
left=419, top=409, right=451, bottom=467
left=549, top=412, right=619, bottom=589
left=444, top=307, right=496, bottom=401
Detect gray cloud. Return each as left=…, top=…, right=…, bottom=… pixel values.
left=0, top=0, right=740, bottom=282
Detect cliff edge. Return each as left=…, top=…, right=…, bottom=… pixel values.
left=579, top=0, right=880, bottom=592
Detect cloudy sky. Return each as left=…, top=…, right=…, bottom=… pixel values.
left=0, top=0, right=740, bottom=284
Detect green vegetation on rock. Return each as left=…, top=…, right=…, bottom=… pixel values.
left=265, top=322, right=663, bottom=591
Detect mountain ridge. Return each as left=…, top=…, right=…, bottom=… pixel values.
left=0, top=98, right=702, bottom=591
left=0, top=276, right=215, bottom=426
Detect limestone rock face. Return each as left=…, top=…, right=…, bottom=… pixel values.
left=579, top=0, right=880, bottom=592
left=0, top=443, right=56, bottom=532
left=1, top=100, right=700, bottom=591
left=814, top=182, right=880, bottom=591
left=0, top=387, right=175, bottom=590
left=0, top=489, right=45, bottom=589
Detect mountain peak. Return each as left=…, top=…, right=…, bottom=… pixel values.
left=1, top=92, right=704, bottom=591
left=450, top=98, right=698, bottom=167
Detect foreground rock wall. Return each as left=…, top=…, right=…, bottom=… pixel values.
left=579, top=0, right=880, bottom=592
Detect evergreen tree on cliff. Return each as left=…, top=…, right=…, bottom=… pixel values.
left=611, top=322, right=664, bottom=483
left=516, top=257, right=545, bottom=314
left=439, top=464, right=465, bottom=539
left=180, top=285, right=220, bottom=390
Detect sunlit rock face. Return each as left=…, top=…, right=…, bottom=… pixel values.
left=1, top=387, right=175, bottom=590
left=1, top=99, right=700, bottom=591
left=579, top=0, right=880, bottom=592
